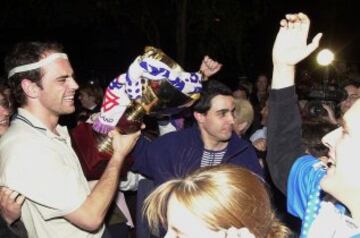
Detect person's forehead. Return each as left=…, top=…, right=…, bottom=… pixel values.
left=257, top=76, right=268, bottom=82
left=345, top=85, right=358, bottom=93
left=210, top=95, right=234, bottom=109
left=41, top=58, right=73, bottom=78
left=167, top=195, right=213, bottom=236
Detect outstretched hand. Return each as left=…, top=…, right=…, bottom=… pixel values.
left=199, top=56, right=222, bottom=79
left=272, top=12, right=322, bottom=67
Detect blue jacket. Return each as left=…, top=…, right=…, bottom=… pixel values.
left=132, top=125, right=263, bottom=185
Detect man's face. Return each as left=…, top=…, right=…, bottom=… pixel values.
left=256, top=75, right=268, bottom=92
left=197, top=95, right=235, bottom=145
left=78, top=90, right=95, bottom=110
left=37, top=55, right=79, bottom=117
left=321, top=99, right=360, bottom=207
left=339, top=85, right=359, bottom=114
left=233, top=89, right=247, bottom=99
left=0, top=93, right=10, bottom=135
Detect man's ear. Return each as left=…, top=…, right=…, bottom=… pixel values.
left=21, top=79, right=40, bottom=98
left=193, top=111, right=205, bottom=123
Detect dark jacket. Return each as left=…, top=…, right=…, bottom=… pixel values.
left=132, top=125, right=263, bottom=185
left=267, top=86, right=306, bottom=194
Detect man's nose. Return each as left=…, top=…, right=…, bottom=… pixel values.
left=228, top=113, right=235, bottom=124
left=69, top=77, right=79, bottom=90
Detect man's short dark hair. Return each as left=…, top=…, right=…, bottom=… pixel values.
left=302, top=119, right=338, bottom=158
left=193, top=80, right=233, bottom=114
left=340, top=80, right=360, bottom=89
left=4, top=42, right=64, bottom=106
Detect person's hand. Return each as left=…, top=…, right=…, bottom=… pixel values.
left=0, top=187, right=25, bottom=225
left=109, top=129, right=141, bottom=160
left=252, top=138, right=267, bottom=152
left=199, top=56, right=222, bottom=79
left=272, top=12, right=322, bottom=67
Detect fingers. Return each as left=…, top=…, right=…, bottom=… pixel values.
left=8, top=190, right=25, bottom=205
left=0, top=187, right=11, bottom=204
left=0, top=187, right=25, bottom=209
left=305, top=32, right=323, bottom=57
left=108, top=129, right=117, bottom=138
left=9, top=191, right=19, bottom=200
left=282, top=12, right=309, bottom=29
left=202, top=56, right=222, bottom=70
left=0, top=187, right=23, bottom=204
left=15, top=195, right=25, bottom=206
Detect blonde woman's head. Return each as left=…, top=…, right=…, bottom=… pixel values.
left=143, top=164, right=289, bottom=238
left=233, top=98, right=254, bottom=136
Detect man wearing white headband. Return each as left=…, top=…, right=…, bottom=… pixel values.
left=0, top=42, right=140, bottom=238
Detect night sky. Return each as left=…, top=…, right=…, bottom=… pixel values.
left=0, top=0, right=358, bottom=87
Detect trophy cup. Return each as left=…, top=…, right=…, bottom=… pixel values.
left=71, top=46, right=204, bottom=180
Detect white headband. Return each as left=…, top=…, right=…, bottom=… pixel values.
left=8, top=53, right=68, bottom=78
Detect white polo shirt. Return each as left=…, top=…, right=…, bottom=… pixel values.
left=0, top=108, right=104, bottom=238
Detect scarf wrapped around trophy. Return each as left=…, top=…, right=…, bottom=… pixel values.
left=71, top=46, right=208, bottom=180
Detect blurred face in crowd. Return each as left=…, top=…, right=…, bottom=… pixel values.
left=196, top=95, right=235, bottom=147
left=78, top=90, right=96, bottom=110
left=321, top=99, right=360, bottom=208
left=256, top=75, right=268, bottom=93
left=35, top=54, right=79, bottom=117
left=0, top=92, right=10, bottom=135
left=339, top=84, right=359, bottom=114
left=233, top=89, right=247, bottom=99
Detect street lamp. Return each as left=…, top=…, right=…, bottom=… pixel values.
left=316, top=49, right=335, bottom=84
left=316, top=49, right=334, bottom=66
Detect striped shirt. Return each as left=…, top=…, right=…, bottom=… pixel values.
left=200, top=148, right=227, bottom=167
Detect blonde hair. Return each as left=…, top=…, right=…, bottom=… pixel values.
left=234, top=98, right=254, bottom=124
left=143, top=164, right=290, bottom=238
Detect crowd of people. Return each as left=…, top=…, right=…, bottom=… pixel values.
left=0, top=12, right=359, bottom=238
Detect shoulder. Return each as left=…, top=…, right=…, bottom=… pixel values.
left=229, top=133, right=253, bottom=151
left=0, top=121, right=38, bottom=149
left=154, top=126, right=197, bottom=144
left=0, top=123, right=58, bottom=168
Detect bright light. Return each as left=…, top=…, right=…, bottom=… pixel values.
left=317, top=49, right=334, bottom=66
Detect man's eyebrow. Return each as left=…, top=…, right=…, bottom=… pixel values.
left=55, top=74, right=73, bottom=80
left=216, top=107, right=235, bottom=113
left=216, top=108, right=230, bottom=113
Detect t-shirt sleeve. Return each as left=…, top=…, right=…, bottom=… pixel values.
left=287, top=155, right=326, bottom=220
left=0, top=141, right=88, bottom=219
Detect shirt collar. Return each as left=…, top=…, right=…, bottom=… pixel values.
left=16, top=108, right=70, bottom=140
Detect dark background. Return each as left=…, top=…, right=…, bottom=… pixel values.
left=0, top=0, right=358, bottom=88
